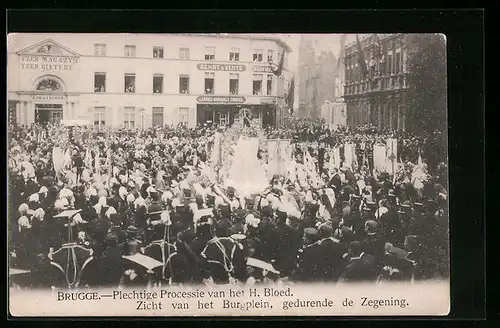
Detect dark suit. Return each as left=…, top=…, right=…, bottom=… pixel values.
left=316, top=238, right=348, bottom=282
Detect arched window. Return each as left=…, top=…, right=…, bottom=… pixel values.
left=36, top=79, right=62, bottom=91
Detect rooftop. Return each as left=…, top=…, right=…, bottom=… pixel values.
left=179, top=33, right=293, bottom=53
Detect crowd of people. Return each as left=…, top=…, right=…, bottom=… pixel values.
left=8, top=118, right=449, bottom=289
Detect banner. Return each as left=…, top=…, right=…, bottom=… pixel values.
left=386, top=138, right=398, bottom=175
left=267, top=139, right=289, bottom=180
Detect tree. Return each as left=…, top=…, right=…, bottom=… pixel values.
left=405, top=33, right=447, bottom=136
left=405, top=34, right=448, bottom=171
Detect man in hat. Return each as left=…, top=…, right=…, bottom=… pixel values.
left=118, top=225, right=143, bottom=256
left=338, top=241, right=379, bottom=283
left=292, top=227, right=321, bottom=282
left=316, top=223, right=349, bottom=282
left=96, top=233, right=125, bottom=288
left=254, top=206, right=277, bottom=262
left=272, top=207, right=300, bottom=278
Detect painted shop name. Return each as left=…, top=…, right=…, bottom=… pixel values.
left=20, top=55, right=79, bottom=71
left=197, top=63, right=246, bottom=72
left=197, top=96, right=246, bottom=104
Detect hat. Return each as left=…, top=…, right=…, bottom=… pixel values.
left=318, top=223, right=333, bottom=238
left=365, top=220, right=378, bottom=235
left=414, top=202, right=424, bottom=210
left=304, top=227, right=319, bottom=240
left=261, top=206, right=273, bottom=218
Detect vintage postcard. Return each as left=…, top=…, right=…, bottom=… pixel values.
left=7, top=32, right=449, bottom=316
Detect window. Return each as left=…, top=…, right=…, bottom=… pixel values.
left=204, top=72, right=215, bottom=94
left=123, top=107, right=136, bottom=129
left=179, top=75, right=190, bottom=94
left=36, top=79, right=62, bottom=91
left=124, top=74, right=136, bottom=93
left=94, top=73, right=106, bottom=92
left=93, top=107, right=106, bottom=128
left=179, top=107, right=189, bottom=125
left=94, top=44, right=106, bottom=56
left=266, top=74, right=273, bottom=95
left=267, top=49, right=274, bottom=63
left=152, top=107, right=164, bottom=127
left=204, top=46, right=215, bottom=60
left=153, top=46, right=164, bottom=58
left=153, top=74, right=163, bottom=93
left=229, top=73, right=239, bottom=95
left=179, top=47, right=190, bottom=59
left=388, top=52, right=393, bottom=75
left=229, top=48, right=240, bottom=61
left=125, top=45, right=136, bottom=57
left=253, top=74, right=263, bottom=95
left=395, top=50, right=401, bottom=74
left=253, top=50, right=263, bottom=62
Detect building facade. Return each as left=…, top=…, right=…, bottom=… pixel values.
left=7, top=33, right=292, bottom=129
left=297, top=35, right=337, bottom=120
left=343, top=34, right=408, bottom=130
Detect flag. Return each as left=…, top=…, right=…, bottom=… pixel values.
left=355, top=34, right=369, bottom=80
left=286, top=76, right=295, bottom=114
left=270, top=50, right=285, bottom=76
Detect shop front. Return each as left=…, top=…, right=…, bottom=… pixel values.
left=196, top=95, right=277, bottom=128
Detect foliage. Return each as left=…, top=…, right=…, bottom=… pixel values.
left=405, top=33, right=447, bottom=137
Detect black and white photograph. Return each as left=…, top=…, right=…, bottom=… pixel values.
left=8, top=32, right=450, bottom=316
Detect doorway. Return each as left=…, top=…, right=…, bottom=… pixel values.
left=35, top=104, right=63, bottom=126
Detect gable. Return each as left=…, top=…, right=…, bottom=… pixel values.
left=16, top=38, right=80, bottom=57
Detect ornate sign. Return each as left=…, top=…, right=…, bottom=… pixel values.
left=197, top=63, right=246, bottom=72
left=197, top=96, right=246, bottom=104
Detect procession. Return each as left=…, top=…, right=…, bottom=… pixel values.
left=8, top=113, right=449, bottom=289
left=7, top=33, right=449, bottom=291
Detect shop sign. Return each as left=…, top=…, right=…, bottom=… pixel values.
left=260, top=97, right=276, bottom=104
left=197, top=63, right=246, bottom=72
left=20, top=55, right=79, bottom=71
left=253, top=65, right=273, bottom=73
left=32, top=94, right=65, bottom=101
left=197, top=96, right=246, bottom=104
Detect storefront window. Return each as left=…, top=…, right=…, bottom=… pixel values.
left=152, top=107, right=164, bottom=126
left=204, top=72, right=215, bottom=94
left=153, top=46, right=164, bottom=58
left=125, top=45, right=136, bottom=57
left=253, top=74, right=263, bottom=95
left=266, top=74, right=273, bottom=95
left=179, top=47, right=190, bottom=59
left=229, top=48, right=240, bottom=61
left=124, top=74, right=136, bottom=93
left=179, top=107, right=189, bottom=125
left=93, top=107, right=106, bottom=128
left=179, top=75, right=190, bottom=94
left=94, top=73, right=106, bottom=92
left=253, top=49, right=263, bottom=62
left=229, top=73, right=239, bottom=95
left=123, top=107, right=136, bottom=129
left=204, top=46, right=215, bottom=60
left=153, top=74, right=163, bottom=93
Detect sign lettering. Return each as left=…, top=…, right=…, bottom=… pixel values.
left=32, top=95, right=65, bottom=101
left=253, top=65, right=273, bottom=73
left=260, top=97, right=276, bottom=104
left=197, top=96, right=246, bottom=104
left=197, top=63, right=246, bottom=72
left=20, top=55, right=79, bottom=71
